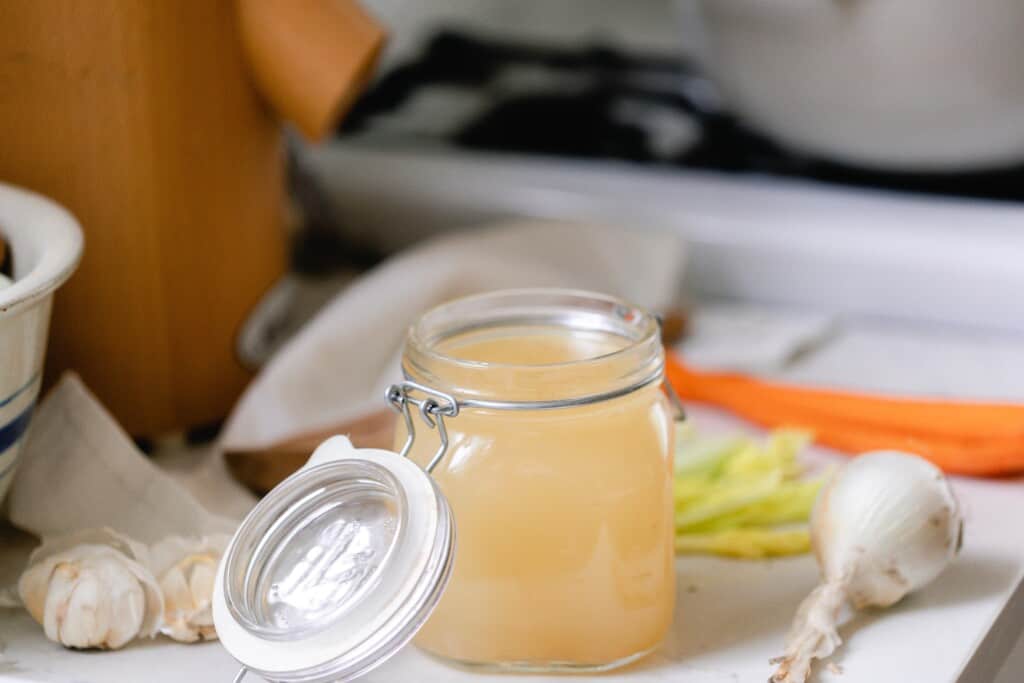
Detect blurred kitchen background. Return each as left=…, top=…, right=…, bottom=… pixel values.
left=2, top=0, right=1024, bottom=680
left=273, top=0, right=1024, bottom=371
left=6, top=0, right=1023, bottom=438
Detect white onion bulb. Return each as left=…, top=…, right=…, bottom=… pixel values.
left=772, top=451, right=963, bottom=682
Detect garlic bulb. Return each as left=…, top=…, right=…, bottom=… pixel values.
left=149, top=535, right=230, bottom=643
left=18, top=529, right=163, bottom=650
left=772, top=451, right=962, bottom=682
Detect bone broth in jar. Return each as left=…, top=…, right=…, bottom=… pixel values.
left=212, top=289, right=678, bottom=682
left=398, top=289, right=676, bottom=671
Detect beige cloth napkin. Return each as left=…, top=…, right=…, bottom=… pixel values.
left=220, top=219, right=686, bottom=452
left=6, top=375, right=240, bottom=544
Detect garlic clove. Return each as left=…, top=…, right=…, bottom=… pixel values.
left=161, top=565, right=193, bottom=612
left=20, top=559, right=56, bottom=627
left=160, top=563, right=202, bottom=643
left=63, top=570, right=112, bottom=649
left=110, top=551, right=164, bottom=639
left=41, top=564, right=84, bottom=646
left=44, top=562, right=115, bottom=649
left=189, top=557, right=216, bottom=602
left=150, top=535, right=229, bottom=643
left=19, top=535, right=164, bottom=649
left=91, top=555, right=148, bottom=648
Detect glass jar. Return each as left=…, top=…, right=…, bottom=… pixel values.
left=397, top=289, right=676, bottom=672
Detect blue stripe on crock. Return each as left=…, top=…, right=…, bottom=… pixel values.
left=0, top=402, right=36, bottom=481
left=0, top=371, right=41, bottom=409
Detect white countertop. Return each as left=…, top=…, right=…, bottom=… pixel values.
left=5, top=142, right=1024, bottom=681
left=1, top=406, right=1021, bottom=683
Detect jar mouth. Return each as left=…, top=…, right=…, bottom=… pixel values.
left=403, top=288, right=664, bottom=404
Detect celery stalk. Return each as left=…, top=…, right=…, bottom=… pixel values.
left=673, top=428, right=819, bottom=559
left=674, top=528, right=812, bottom=559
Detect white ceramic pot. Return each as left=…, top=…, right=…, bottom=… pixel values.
left=683, top=0, right=1024, bottom=171
left=0, top=183, right=83, bottom=501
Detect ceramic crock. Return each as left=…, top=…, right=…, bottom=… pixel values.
left=0, top=182, right=83, bottom=501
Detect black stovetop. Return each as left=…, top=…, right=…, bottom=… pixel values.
left=339, top=31, right=1024, bottom=203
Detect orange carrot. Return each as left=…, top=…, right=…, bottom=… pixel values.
left=665, top=352, right=1024, bottom=476
left=667, top=355, right=1024, bottom=440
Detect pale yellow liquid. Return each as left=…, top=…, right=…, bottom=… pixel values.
left=404, top=328, right=676, bottom=670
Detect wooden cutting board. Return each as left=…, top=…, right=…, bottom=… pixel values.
left=0, top=0, right=383, bottom=436
left=224, top=409, right=398, bottom=495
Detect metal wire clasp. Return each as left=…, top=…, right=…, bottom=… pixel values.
left=386, top=381, right=460, bottom=473
left=663, top=377, right=687, bottom=423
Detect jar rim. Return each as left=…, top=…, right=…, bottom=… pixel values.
left=407, top=288, right=660, bottom=369
left=403, top=288, right=664, bottom=404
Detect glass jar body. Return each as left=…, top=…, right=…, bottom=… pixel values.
left=404, top=388, right=675, bottom=671
left=398, top=290, right=676, bottom=672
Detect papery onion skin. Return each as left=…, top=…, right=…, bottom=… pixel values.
left=772, top=450, right=963, bottom=683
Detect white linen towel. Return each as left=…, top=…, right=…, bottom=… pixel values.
left=220, top=219, right=686, bottom=452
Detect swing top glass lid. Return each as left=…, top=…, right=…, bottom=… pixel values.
left=212, top=438, right=455, bottom=683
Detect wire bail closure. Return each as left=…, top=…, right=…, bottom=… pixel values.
left=387, top=314, right=685, bottom=475
left=386, top=381, right=460, bottom=473
left=664, top=376, right=687, bottom=423
left=385, top=372, right=683, bottom=477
